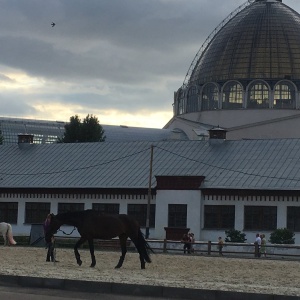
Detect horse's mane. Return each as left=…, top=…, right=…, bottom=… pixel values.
left=57, top=209, right=97, bottom=218
left=56, top=210, right=100, bottom=225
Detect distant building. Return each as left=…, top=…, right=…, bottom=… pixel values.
left=1, top=129, right=300, bottom=243
left=0, top=117, right=188, bottom=144
left=166, top=0, right=300, bottom=140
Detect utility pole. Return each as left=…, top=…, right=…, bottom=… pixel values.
left=145, top=144, right=154, bottom=239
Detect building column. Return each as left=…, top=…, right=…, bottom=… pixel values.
left=234, top=201, right=244, bottom=231
left=243, top=89, right=247, bottom=108
left=277, top=204, right=286, bottom=229
left=269, top=89, right=274, bottom=108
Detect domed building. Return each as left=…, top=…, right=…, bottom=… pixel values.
left=165, top=0, right=300, bottom=140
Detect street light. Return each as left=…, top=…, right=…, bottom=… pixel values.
left=145, top=144, right=154, bottom=239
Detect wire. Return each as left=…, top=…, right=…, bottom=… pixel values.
left=0, top=147, right=150, bottom=176
left=2, top=144, right=300, bottom=183
left=154, top=145, right=300, bottom=183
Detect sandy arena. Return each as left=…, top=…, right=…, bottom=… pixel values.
left=0, top=246, right=300, bottom=297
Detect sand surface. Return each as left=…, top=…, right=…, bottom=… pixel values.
left=0, top=246, right=300, bottom=297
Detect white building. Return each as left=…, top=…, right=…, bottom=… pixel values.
left=1, top=130, right=300, bottom=244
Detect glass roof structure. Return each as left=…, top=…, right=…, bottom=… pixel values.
left=0, top=117, right=188, bottom=144
left=174, top=0, right=300, bottom=115
left=190, top=0, right=300, bottom=84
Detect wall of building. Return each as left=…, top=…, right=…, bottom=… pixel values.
left=3, top=193, right=156, bottom=239
left=201, top=195, right=300, bottom=244
left=155, top=189, right=202, bottom=240
left=2, top=190, right=300, bottom=245
left=166, top=110, right=300, bottom=140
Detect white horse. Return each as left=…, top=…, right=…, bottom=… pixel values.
left=0, top=222, right=17, bottom=246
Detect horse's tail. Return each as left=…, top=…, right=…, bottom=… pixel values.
left=136, top=229, right=154, bottom=263
left=7, top=224, right=17, bottom=245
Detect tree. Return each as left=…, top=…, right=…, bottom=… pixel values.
left=0, top=129, right=3, bottom=145
left=59, top=114, right=106, bottom=143
left=225, top=229, right=247, bottom=243
left=269, top=228, right=295, bottom=244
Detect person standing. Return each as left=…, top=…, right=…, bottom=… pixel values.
left=255, top=233, right=261, bottom=257
left=260, top=234, right=267, bottom=258
left=181, top=233, right=191, bottom=254
left=218, top=237, right=224, bottom=256
left=189, top=232, right=195, bottom=253
left=43, top=214, right=58, bottom=262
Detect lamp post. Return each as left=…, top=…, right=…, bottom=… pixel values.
left=145, top=144, right=154, bottom=239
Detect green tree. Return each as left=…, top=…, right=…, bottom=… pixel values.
left=0, top=129, right=3, bottom=145
left=59, top=114, right=105, bottom=143
left=225, top=229, right=247, bottom=243
left=269, top=228, right=295, bottom=244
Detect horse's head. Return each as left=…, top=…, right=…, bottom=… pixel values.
left=44, top=213, right=62, bottom=243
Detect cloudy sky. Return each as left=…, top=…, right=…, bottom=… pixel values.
left=0, top=0, right=300, bottom=128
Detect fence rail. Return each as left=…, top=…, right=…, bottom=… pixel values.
left=6, top=236, right=300, bottom=259
left=153, top=239, right=300, bottom=259
left=52, top=237, right=300, bottom=259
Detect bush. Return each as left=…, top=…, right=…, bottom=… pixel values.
left=225, top=229, right=247, bottom=243
left=269, top=228, right=295, bottom=244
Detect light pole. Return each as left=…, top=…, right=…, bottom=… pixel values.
left=145, top=144, right=154, bottom=239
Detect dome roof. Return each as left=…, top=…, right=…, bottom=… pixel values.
left=189, top=0, right=300, bottom=85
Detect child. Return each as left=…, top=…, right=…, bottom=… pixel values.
left=189, top=232, right=195, bottom=253
left=218, top=237, right=224, bottom=256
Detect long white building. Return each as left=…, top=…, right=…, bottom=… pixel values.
left=1, top=130, right=300, bottom=244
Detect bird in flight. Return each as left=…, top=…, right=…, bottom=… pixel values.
left=51, top=22, right=55, bottom=27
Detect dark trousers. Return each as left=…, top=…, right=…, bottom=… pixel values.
left=46, top=241, right=55, bottom=261
left=183, top=243, right=191, bottom=254
left=218, top=246, right=223, bottom=255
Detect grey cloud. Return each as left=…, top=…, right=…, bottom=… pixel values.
left=0, top=0, right=300, bottom=125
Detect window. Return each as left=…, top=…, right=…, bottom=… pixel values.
left=25, top=202, right=50, bottom=224
left=202, top=83, right=219, bottom=110
left=274, top=82, right=295, bottom=109
left=186, top=86, right=199, bottom=113
left=127, top=204, right=155, bottom=227
left=57, top=203, right=84, bottom=214
left=168, top=204, right=187, bottom=227
left=247, top=83, right=269, bottom=108
left=287, top=207, right=300, bottom=232
left=92, top=203, right=120, bottom=215
left=0, top=202, right=18, bottom=224
left=244, top=206, right=277, bottom=230
left=204, top=205, right=235, bottom=229
left=222, top=82, right=243, bottom=109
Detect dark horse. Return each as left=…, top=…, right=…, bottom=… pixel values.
left=44, top=210, right=153, bottom=269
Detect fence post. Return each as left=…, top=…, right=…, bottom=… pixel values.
left=254, top=242, right=258, bottom=257
left=163, top=239, right=167, bottom=253
left=208, top=240, right=211, bottom=255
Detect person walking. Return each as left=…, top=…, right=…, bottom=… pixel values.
left=218, top=237, right=224, bottom=256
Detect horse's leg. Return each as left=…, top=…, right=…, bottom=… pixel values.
left=115, top=234, right=127, bottom=269
left=88, top=239, right=96, bottom=268
left=3, top=233, right=6, bottom=246
left=130, top=238, right=146, bottom=269
left=74, top=237, right=86, bottom=266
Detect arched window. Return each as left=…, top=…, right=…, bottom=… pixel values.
left=186, top=86, right=198, bottom=112
left=247, top=82, right=269, bottom=108
left=176, top=89, right=186, bottom=115
left=274, top=82, right=296, bottom=109
left=222, top=82, right=243, bottom=109
left=201, top=83, right=219, bottom=110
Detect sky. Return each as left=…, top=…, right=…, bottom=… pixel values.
left=0, top=0, right=300, bottom=129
